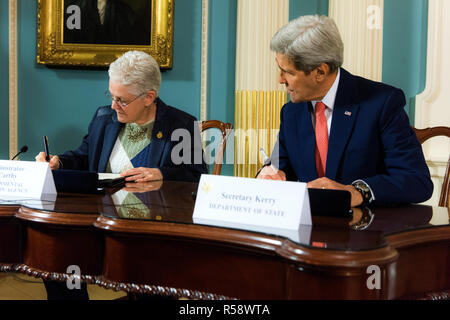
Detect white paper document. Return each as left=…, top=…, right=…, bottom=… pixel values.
left=98, top=173, right=122, bottom=180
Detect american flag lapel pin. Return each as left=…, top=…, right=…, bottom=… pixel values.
left=344, top=111, right=352, bottom=116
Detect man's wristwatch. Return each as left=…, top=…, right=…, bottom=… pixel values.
left=352, top=181, right=372, bottom=206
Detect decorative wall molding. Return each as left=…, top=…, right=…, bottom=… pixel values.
left=415, top=0, right=450, bottom=206
left=200, top=0, right=209, bottom=122
left=329, top=0, right=384, bottom=82
left=9, top=0, right=18, bottom=159
left=415, top=0, right=449, bottom=159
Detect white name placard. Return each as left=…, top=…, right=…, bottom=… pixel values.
left=0, top=160, right=57, bottom=201
left=193, top=175, right=312, bottom=241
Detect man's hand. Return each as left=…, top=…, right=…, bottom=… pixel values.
left=121, top=167, right=163, bottom=182
left=256, top=166, right=286, bottom=181
left=307, top=177, right=363, bottom=207
left=35, top=152, right=60, bottom=170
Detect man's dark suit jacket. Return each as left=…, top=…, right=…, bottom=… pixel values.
left=274, top=68, right=433, bottom=205
left=59, top=98, right=208, bottom=183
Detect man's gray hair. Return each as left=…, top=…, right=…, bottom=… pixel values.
left=270, top=15, right=344, bottom=73
left=108, top=50, right=162, bottom=96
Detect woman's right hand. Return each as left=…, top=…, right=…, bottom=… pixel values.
left=35, top=152, right=61, bottom=170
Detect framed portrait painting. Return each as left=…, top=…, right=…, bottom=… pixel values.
left=37, top=0, right=174, bottom=68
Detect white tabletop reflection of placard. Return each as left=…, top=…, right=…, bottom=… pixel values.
left=193, top=175, right=312, bottom=241
left=0, top=160, right=56, bottom=201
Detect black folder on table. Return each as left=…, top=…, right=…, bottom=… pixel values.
left=52, top=170, right=125, bottom=194
left=308, top=188, right=352, bottom=217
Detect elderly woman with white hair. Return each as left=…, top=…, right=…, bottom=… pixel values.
left=36, top=50, right=207, bottom=183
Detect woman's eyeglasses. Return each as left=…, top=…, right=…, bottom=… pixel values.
left=105, top=91, right=145, bottom=108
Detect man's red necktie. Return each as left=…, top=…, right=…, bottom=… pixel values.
left=315, top=102, right=328, bottom=177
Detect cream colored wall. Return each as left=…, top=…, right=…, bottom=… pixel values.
left=234, top=0, right=288, bottom=178
left=235, top=0, right=288, bottom=91
left=329, top=0, right=384, bottom=82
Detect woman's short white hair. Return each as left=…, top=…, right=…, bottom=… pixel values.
left=108, top=50, right=162, bottom=96
left=270, top=15, right=344, bottom=73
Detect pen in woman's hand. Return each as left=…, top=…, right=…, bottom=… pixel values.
left=43, top=136, right=50, bottom=162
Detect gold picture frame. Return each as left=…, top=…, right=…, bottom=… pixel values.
left=37, top=0, right=173, bottom=68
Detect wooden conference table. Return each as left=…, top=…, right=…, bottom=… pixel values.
left=0, top=181, right=449, bottom=300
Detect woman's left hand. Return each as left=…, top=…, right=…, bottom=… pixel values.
left=122, top=180, right=163, bottom=193
left=121, top=167, right=163, bottom=182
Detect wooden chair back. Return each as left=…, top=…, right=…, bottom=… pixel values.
left=200, top=120, right=233, bottom=175
left=413, top=126, right=450, bottom=207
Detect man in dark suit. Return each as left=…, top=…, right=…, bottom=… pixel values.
left=257, top=15, right=433, bottom=207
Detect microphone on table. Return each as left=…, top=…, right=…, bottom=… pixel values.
left=11, top=145, right=28, bottom=160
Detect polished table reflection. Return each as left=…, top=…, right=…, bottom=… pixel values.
left=0, top=181, right=449, bottom=300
